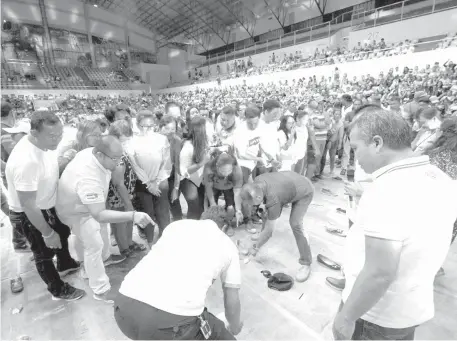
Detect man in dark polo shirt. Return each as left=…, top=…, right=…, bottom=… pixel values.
left=240, top=171, right=314, bottom=282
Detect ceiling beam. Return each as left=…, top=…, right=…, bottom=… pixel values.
left=215, top=0, right=256, bottom=39
left=263, top=0, right=286, bottom=30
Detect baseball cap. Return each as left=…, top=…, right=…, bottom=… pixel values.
left=3, top=120, right=31, bottom=134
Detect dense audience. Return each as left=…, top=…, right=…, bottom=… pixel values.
left=1, top=53, right=457, bottom=341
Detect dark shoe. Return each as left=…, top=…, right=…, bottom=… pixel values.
left=120, top=248, right=133, bottom=258
left=103, top=254, right=126, bottom=267
left=14, top=244, right=32, bottom=253
left=51, top=283, right=86, bottom=301
left=317, top=254, right=341, bottom=271
left=340, top=169, right=346, bottom=176
left=10, top=277, right=24, bottom=294
left=137, top=227, right=147, bottom=240
left=129, top=241, right=147, bottom=252
left=326, top=226, right=347, bottom=237
left=326, top=277, right=345, bottom=291
left=58, top=260, right=81, bottom=277
left=336, top=208, right=346, bottom=214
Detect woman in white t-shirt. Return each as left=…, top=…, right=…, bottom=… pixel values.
left=179, top=116, right=211, bottom=219
left=277, top=115, right=299, bottom=171
left=293, top=110, right=309, bottom=174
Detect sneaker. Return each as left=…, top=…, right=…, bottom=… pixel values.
left=340, top=169, right=346, bottom=176
left=103, top=254, right=126, bottom=267
left=93, top=290, right=115, bottom=304
left=295, top=265, right=311, bottom=283
left=51, top=283, right=86, bottom=301
left=129, top=241, right=147, bottom=252
left=138, top=227, right=147, bottom=240
left=10, top=276, right=24, bottom=294
left=120, top=248, right=133, bottom=258
left=58, top=260, right=81, bottom=277
left=14, top=244, right=32, bottom=253
left=326, top=277, right=346, bottom=291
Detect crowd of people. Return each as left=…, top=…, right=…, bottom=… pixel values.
left=1, top=52, right=457, bottom=340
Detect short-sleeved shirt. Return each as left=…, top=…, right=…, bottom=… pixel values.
left=6, top=136, right=59, bottom=212
left=119, top=219, right=241, bottom=316
left=56, top=148, right=111, bottom=223
left=203, top=159, right=243, bottom=191
left=254, top=171, right=314, bottom=220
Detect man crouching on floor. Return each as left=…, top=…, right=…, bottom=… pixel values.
left=114, top=206, right=243, bottom=340
left=241, top=171, right=315, bottom=282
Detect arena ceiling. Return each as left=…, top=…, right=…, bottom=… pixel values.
left=84, top=0, right=326, bottom=51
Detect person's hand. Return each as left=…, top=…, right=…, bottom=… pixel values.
left=43, top=230, right=62, bottom=249
left=332, top=313, right=355, bottom=340
left=133, top=212, right=154, bottom=229
left=147, top=181, right=161, bottom=196
left=170, top=187, right=179, bottom=202
left=235, top=210, right=243, bottom=227
left=228, top=321, right=243, bottom=336
left=63, top=148, right=77, bottom=161
left=343, top=181, right=363, bottom=197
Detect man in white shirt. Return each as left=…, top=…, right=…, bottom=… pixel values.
left=215, top=106, right=240, bottom=147
left=56, top=136, right=153, bottom=303
left=333, top=109, right=456, bottom=340
left=6, top=111, right=85, bottom=301
left=115, top=206, right=243, bottom=340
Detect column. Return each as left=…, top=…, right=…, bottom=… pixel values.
left=38, top=0, right=54, bottom=64
left=83, top=2, right=96, bottom=67
left=124, top=20, right=132, bottom=68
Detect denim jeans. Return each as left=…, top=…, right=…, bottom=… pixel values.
left=320, top=139, right=338, bottom=175
left=114, top=293, right=235, bottom=340
left=180, top=179, right=205, bottom=220
left=1, top=179, right=28, bottom=249
left=136, top=179, right=171, bottom=240
left=168, top=172, right=183, bottom=221
left=336, top=301, right=417, bottom=340
left=9, top=208, right=75, bottom=296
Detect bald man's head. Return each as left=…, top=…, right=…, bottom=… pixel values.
left=241, top=183, right=264, bottom=206
left=93, top=135, right=123, bottom=171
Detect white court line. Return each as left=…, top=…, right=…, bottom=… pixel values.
left=242, top=277, right=325, bottom=341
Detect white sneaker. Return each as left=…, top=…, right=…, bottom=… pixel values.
left=93, top=290, right=114, bottom=304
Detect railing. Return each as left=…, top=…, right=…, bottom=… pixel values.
left=175, top=36, right=455, bottom=87
left=199, top=0, right=457, bottom=68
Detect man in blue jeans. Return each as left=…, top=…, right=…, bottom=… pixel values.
left=240, top=171, right=314, bottom=282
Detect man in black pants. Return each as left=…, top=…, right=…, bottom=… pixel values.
left=6, top=111, right=85, bottom=301
left=115, top=206, right=243, bottom=340
left=240, top=171, right=315, bottom=282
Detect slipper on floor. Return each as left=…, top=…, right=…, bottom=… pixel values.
left=326, top=227, right=347, bottom=237
left=317, top=254, right=341, bottom=271
left=321, top=188, right=338, bottom=197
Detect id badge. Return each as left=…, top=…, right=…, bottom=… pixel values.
left=199, top=316, right=212, bottom=339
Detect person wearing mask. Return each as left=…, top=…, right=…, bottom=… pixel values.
left=6, top=111, right=85, bottom=301
left=56, top=136, right=154, bottom=303
left=233, top=105, right=266, bottom=185
left=203, top=152, right=244, bottom=236
left=128, top=110, right=172, bottom=242
left=114, top=206, right=243, bottom=340
left=412, top=107, right=441, bottom=155
left=179, top=116, right=211, bottom=219
left=57, top=119, right=102, bottom=173
left=333, top=109, right=456, bottom=340
left=257, top=99, right=282, bottom=176
left=241, top=171, right=315, bottom=282
left=158, top=115, right=183, bottom=221
left=107, top=120, right=146, bottom=257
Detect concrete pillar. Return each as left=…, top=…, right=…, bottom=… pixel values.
left=83, top=2, right=96, bottom=67
left=124, top=20, right=132, bottom=68
left=38, top=0, right=54, bottom=64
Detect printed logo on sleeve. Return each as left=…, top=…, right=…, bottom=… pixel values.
left=85, top=193, right=99, bottom=201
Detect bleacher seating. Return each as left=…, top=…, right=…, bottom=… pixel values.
left=81, top=67, right=130, bottom=90
left=39, top=65, right=86, bottom=89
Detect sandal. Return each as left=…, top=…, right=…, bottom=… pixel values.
left=11, top=277, right=24, bottom=294
left=129, top=241, right=147, bottom=252
left=120, top=248, right=133, bottom=258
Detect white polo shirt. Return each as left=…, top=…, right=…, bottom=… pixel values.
left=342, top=156, right=456, bottom=328
left=233, top=120, right=268, bottom=171
left=56, top=148, right=111, bottom=223
left=5, top=136, right=59, bottom=212
left=119, top=219, right=241, bottom=317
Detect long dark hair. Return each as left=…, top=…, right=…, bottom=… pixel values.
left=428, top=116, right=457, bottom=154
left=187, top=115, right=208, bottom=164
left=278, top=115, right=296, bottom=141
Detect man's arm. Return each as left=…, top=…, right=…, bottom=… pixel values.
left=85, top=202, right=134, bottom=224
left=17, top=191, right=53, bottom=236
left=337, top=236, right=402, bottom=322
left=223, top=287, right=242, bottom=334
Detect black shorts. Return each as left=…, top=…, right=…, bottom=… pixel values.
left=213, top=188, right=235, bottom=208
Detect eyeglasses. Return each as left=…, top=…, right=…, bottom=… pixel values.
left=140, top=124, right=154, bottom=129
left=100, top=151, right=122, bottom=164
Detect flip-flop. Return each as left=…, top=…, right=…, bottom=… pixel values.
left=326, top=227, right=347, bottom=237
left=336, top=208, right=346, bottom=214
left=321, top=188, right=338, bottom=197
left=317, top=254, right=341, bottom=271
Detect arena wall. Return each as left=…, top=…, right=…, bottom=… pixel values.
left=0, top=89, right=146, bottom=97
left=155, top=47, right=457, bottom=94
left=348, top=7, right=457, bottom=48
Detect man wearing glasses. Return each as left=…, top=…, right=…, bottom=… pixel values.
left=56, top=135, right=154, bottom=303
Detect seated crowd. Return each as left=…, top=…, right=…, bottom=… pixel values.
left=1, top=55, right=457, bottom=340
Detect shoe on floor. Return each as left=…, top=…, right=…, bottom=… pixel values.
left=10, top=276, right=24, bottom=294
left=129, top=241, right=147, bottom=252
left=317, top=254, right=342, bottom=271
left=58, top=260, right=81, bottom=277
left=340, top=169, right=346, bottom=176
left=93, top=290, right=115, bottom=304
left=326, top=277, right=345, bottom=291
left=14, top=244, right=32, bottom=253
left=295, top=265, right=311, bottom=282
left=225, top=226, right=235, bottom=237
left=326, top=227, right=347, bottom=237
left=51, top=283, right=86, bottom=301
left=120, top=248, right=134, bottom=258
left=103, top=254, right=126, bottom=267
left=137, top=227, right=147, bottom=240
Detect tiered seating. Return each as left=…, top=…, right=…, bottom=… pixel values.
left=39, top=65, right=86, bottom=89
left=81, top=67, right=130, bottom=89
left=1, top=63, right=33, bottom=89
